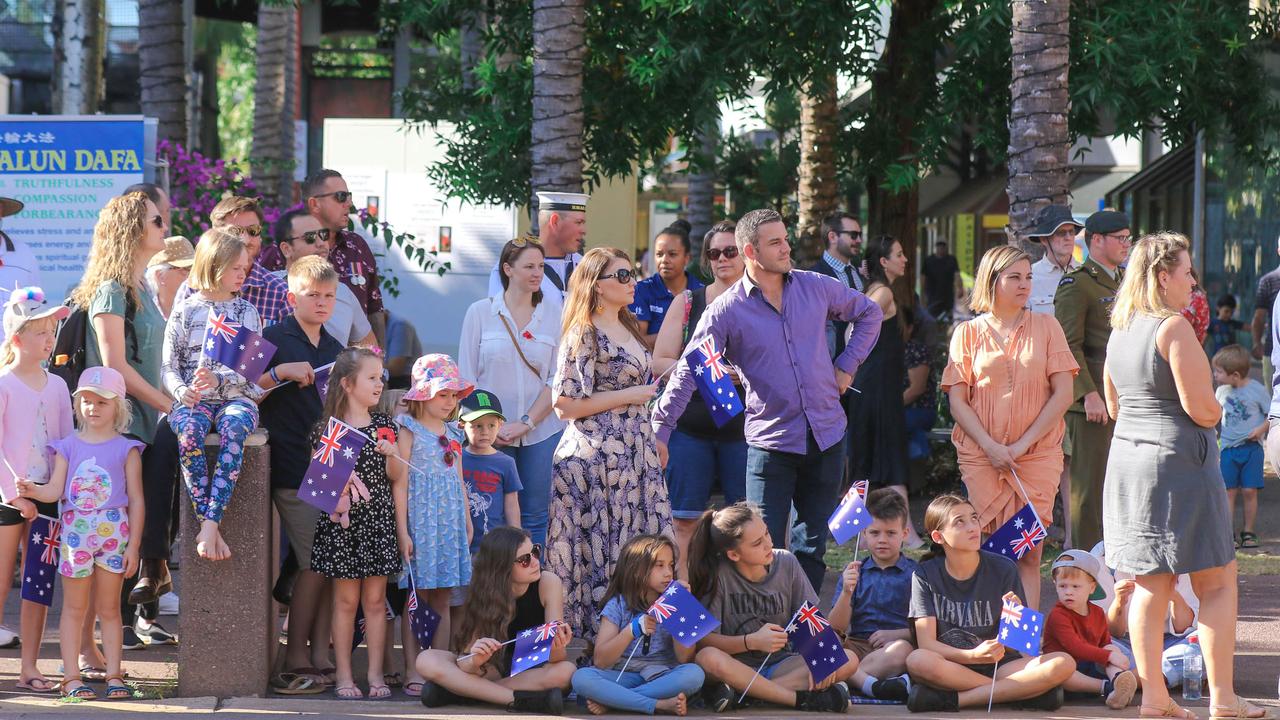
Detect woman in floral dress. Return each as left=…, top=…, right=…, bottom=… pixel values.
left=548, top=247, right=672, bottom=644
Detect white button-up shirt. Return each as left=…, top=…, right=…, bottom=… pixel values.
left=457, top=295, right=566, bottom=446
left=1028, top=254, right=1080, bottom=315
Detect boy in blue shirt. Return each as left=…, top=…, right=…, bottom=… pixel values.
left=828, top=488, right=917, bottom=701
left=458, top=389, right=522, bottom=553
left=1211, top=344, right=1270, bottom=548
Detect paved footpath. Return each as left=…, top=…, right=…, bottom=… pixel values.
left=3, top=492, right=1280, bottom=718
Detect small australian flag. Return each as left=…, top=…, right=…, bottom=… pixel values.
left=649, top=581, right=719, bottom=647
left=686, top=336, right=744, bottom=427
left=982, top=503, right=1046, bottom=561
left=998, top=597, right=1044, bottom=656
left=297, top=417, right=369, bottom=513
left=511, top=621, right=560, bottom=676
left=21, top=516, right=60, bottom=606
left=827, top=480, right=869, bottom=546
left=406, top=575, right=442, bottom=649
left=202, top=309, right=278, bottom=383
left=787, top=602, right=846, bottom=683
left=314, top=362, right=335, bottom=403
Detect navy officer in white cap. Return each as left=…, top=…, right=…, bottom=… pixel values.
left=488, top=191, right=587, bottom=306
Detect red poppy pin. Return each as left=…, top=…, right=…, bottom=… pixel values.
left=522, top=330, right=534, bottom=340
left=376, top=427, right=396, bottom=445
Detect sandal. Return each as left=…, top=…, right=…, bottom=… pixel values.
left=404, top=681, right=424, bottom=697
left=383, top=671, right=402, bottom=688
left=367, top=683, right=392, bottom=700
left=60, top=679, right=98, bottom=701
left=1141, top=700, right=1200, bottom=719
left=103, top=677, right=135, bottom=701
left=16, top=676, right=58, bottom=693
left=1240, top=531, right=1260, bottom=549
left=334, top=684, right=363, bottom=700
left=1211, top=698, right=1275, bottom=719
left=270, top=672, right=325, bottom=695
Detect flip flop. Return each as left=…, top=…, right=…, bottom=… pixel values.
left=404, top=681, right=424, bottom=698
left=383, top=672, right=403, bottom=688
left=16, top=677, right=58, bottom=694
left=271, top=673, right=325, bottom=695
left=367, top=684, right=392, bottom=700
left=334, top=684, right=363, bottom=700
left=60, top=679, right=98, bottom=701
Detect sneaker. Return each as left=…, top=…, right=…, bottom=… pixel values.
left=121, top=627, right=144, bottom=651
left=702, top=682, right=736, bottom=713
left=420, top=680, right=461, bottom=708
left=158, top=591, right=180, bottom=616
left=795, top=682, right=850, bottom=713
left=871, top=675, right=911, bottom=702
left=0, top=624, right=19, bottom=649
left=1014, top=686, right=1064, bottom=711
left=135, top=618, right=178, bottom=646
left=1105, top=670, right=1137, bottom=709
left=509, top=688, right=563, bottom=715
left=907, top=683, right=959, bottom=713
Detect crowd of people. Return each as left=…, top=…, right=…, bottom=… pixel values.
left=0, top=178, right=1268, bottom=719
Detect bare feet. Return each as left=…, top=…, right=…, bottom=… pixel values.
left=655, top=694, right=688, bottom=716
left=195, top=520, right=231, bottom=561
left=586, top=699, right=608, bottom=715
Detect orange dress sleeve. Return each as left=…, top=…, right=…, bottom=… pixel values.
left=940, top=320, right=976, bottom=391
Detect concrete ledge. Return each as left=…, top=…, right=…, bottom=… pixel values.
left=177, top=430, right=273, bottom=699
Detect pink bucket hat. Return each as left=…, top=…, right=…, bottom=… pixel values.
left=403, top=354, right=475, bottom=402
left=74, top=366, right=127, bottom=400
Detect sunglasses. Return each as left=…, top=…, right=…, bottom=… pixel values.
left=600, top=268, right=635, bottom=284
left=838, top=230, right=863, bottom=240
left=227, top=223, right=263, bottom=238
left=149, top=215, right=165, bottom=230
left=511, top=235, right=542, bottom=248
left=514, top=544, right=543, bottom=568
left=314, top=190, right=353, bottom=204
left=436, top=432, right=459, bottom=466
left=290, top=228, right=331, bottom=245
left=706, top=246, right=740, bottom=261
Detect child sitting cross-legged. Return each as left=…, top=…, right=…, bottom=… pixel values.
left=827, top=488, right=916, bottom=702
left=1043, top=550, right=1139, bottom=709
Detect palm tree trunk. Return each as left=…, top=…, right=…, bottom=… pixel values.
left=685, top=116, right=719, bottom=257
left=530, top=0, right=586, bottom=223
left=798, top=74, right=839, bottom=263
left=1007, top=0, right=1071, bottom=251
left=138, top=0, right=187, bottom=145
left=51, top=0, right=104, bottom=115
left=252, top=4, right=297, bottom=208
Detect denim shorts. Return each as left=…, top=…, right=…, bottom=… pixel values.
left=665, top=430, right=748, bottom=520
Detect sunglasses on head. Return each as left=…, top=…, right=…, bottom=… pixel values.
left=149, top=214, right=165, bottom=230
left=706, top=246, right=740, bottom=261
left=314, top=190, right=353, bottom=204
left=228, top=223, right=263, bottom=238
left=290, top=228, right=331, bottom=245
left=600, top=268, right=635, bottom=284
left=514, top=544, right=543, bottom=568
left=511, top=235, right=542, bottom=248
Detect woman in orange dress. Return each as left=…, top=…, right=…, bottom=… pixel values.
left=940, top=245, right=1077, bottom=608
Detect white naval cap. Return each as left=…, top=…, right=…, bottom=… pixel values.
left=536, top=191, right=589, bottom=212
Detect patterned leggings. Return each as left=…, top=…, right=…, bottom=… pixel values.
left=170, top=399, right=259, bottom=524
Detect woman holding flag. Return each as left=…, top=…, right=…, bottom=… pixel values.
left=651, top=221, right=747, bottom=578
left=941, top=245, right=1077, bottom=609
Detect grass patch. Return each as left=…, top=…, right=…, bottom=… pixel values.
left=129, top=677, right=179, bottom=701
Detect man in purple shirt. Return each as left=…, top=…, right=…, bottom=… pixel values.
left=652, top=208, right=882, bottom=593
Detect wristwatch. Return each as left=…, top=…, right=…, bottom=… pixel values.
left=521, top=414, right=534, bottom=431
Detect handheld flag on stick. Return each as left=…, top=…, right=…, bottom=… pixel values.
left=649, top=581, right=720, bottom=647
left=511, top=621, right=561, bottom=676
left=21, top=515, right=60, bottom=606
left=981, top=504, right=1046, bottom=561
left=739, top=605, right=803, bottom=703
left=987, top=597, right=1045, bottom=711
left=787, top=602, right=846, bottom=684
left=202, top=310, right=278, bottom=383
left=406, top=570, right=442, bottom=650
left=298, top=417, right=369, bottom=513
left=828, top=480, right=869, bottom=547
left=686, top=337, right=744, bottom=428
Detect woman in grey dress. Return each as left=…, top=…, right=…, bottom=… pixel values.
left=1103, top=232, right=1268, bottom=720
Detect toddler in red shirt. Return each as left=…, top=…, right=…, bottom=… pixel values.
left=1042, top=550, right=1138, bottom=710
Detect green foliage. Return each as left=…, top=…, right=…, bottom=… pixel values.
left=214, top=22, right=256, bottom=161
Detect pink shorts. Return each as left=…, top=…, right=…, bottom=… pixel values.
left=59, top=508, right=130, bottom=578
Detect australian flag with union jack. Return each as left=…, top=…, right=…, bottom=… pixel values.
left=686, top=336, right=744, bottom=427
left=511, top=621, right=560, bottom=676
left=787, top=601, right=846, bottom=683
left=648, top=581, right=719, bottom=647
left=21, top=515, right=60, bottom=606
left=202, top=309, right=277, bottom=383
left=297, top=417, right=369, bottom=513
left=981, top=503, right=1046, bottom=561
left=998, top=597, right=1044, bottom=656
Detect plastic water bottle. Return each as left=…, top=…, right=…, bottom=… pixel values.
left=1182, top=635, right=1203, bottom=701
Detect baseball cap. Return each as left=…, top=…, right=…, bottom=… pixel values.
left=1027, top=205, right=1083, bottom=239
left=1085, top=210, right=1130, bottom=236
left=148, top=236, right=196, bottom=269
left=74, top=366, right=127, bottom=400
left=1051, top=549, right=1108, bottom=601
left=3, top=286, right=70, bottom=339
left=460, top=389, right=505, bottom=422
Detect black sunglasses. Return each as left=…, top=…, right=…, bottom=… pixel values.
left=514, top=544, right=543, bottom=568
left=314, top=190, right=353, bottom=204
left=838, top=230, right=863, bottom=240
left=289, top=228, right=331, bottom=245
left=600, top=268, right=635, bottom=284
left=706, top=246, right=740, bottom=261
left=227, top=223, right=263, bottom=238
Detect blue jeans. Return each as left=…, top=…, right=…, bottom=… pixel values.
left=571, top=664, right=705, bottom=714
left=745, top=430, right=845, bottom=595
left=665, top=430, right=748, bottom=520
left=1111, top=635, right=1192, bottom=688
left=501, top=430, right=562, bottom=547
